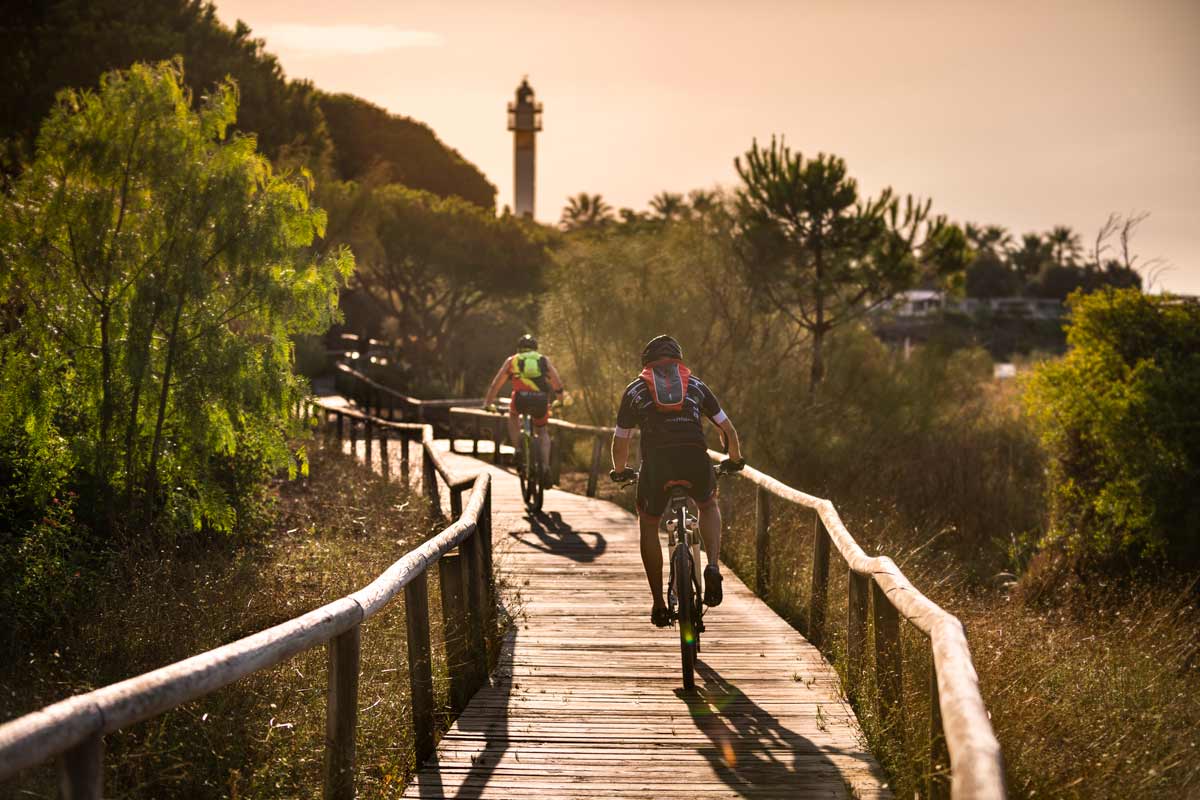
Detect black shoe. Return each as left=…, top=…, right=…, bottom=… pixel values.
left=651, top=605, right=672, bottom=628
left=703, top=565, right=723, bottom=607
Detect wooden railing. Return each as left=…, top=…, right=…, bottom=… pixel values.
left=0, top=400, right=495, bottom=800
left=333, top=361, right=625, bottom=499
left=445, top=416, right=1007, bottom=800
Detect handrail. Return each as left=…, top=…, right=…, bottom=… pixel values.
left=0, top=400, right=495, bottom=799
left=707, top=455, right=1005, bottom=799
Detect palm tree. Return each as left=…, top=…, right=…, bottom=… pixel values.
left=1011, top=233, right=1052, bottom=280
left=1046, top=225, right=1082, bottom=268
left=560, top=193, right=614, bottom=230
left=965, top=223, right=1012, bottom=257
left=649, top=191, right=686, bottom=221
left=687, top=189, right=721, bottom=218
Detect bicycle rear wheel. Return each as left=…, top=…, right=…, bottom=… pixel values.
left=674, top=541, right=697, bottom=690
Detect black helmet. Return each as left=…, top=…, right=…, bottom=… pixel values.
left=517, top=334, right=538, bottom=351
left=641, top=334, right=682, bottom=365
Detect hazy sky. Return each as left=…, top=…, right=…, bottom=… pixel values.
left=214, top=0, right=1200, bottom=293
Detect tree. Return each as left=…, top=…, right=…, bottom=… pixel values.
left=1025, top=288, right=1200, bottom=569
left=332, top=183, right=550, bottom=386
left=0, top=0, right=332, bottom=177
left=649, top=191, right=686, bottom=222
left=1, top=61, right=352, bottom=535
left=1010, top=233, right=1051, bottom=282
left=734, top=137, right=968, bottom=394
left=965, top=223, right=1012, bottom=258
left=316, top=92, right=496, bottom=208
left=1046, top=225, right=1082, bottom=268
left=560, top=193, right=614, bottom=230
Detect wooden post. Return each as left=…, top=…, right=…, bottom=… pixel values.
left=401, top=433, right=411, bottom=486
left=349, top=416, right=358, bottom=458
left=929, top=654, right=951, bottom=800
left=472, top=416, right=481, bottom=456
left=404, top=571, right=435, bottom=765
left=324, top=626, right=360, bottom=800
left=755, top=486, right=771, bottom=596
left=808, top=510, right=831, bottom=648
left=492, top=420, right=503, bottom=466
left=59, top=732, right=103, bottom=800
left=380, top=429, right=390, bottom=481
left=847, top=570, right=869, bottom=694
left=586, top=436, right=604, bottom=498
left=451, top=485, right=464, bottom=519
left=336, top=411, right=344, bottom=442
left=423, top=446, right=440, bottom=517
left=480, top=489, right=494, bottom=604
left=872, top=580, right=903, bottom=734
left=364, top=419, right=374, bottom=467
left=439, top=553, right=470, bottom=712
left=463, top=531, right=489, bottom=693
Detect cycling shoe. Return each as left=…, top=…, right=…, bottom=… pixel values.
left=703, top=565, right=723, bottom=607
left=651, top=605, right=672, bottom=628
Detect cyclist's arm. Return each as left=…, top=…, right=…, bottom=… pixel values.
left=545, top=359, right=566, bottom=396
left=483, top=357, right=512, bottom=407
left=611, top=426, right=635, bottom=471
left=713, top=413, right=742, bottom=462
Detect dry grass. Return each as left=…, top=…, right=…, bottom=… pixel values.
left=714, top=473, right=1200, bottom=799
left=0, top=436, right=493, bottom=799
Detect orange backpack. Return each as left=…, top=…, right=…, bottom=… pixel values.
left=639, top=359, right=692, bottom=412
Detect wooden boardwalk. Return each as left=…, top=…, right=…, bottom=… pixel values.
left=403, top=448, right=890, bottom=799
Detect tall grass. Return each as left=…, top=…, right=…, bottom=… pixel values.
left=0, top=437, right=490, bottom=799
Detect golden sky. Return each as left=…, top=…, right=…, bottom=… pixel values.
left=215, top=0, right=1200, bottom=293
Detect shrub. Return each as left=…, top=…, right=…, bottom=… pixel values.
left=1024, top=288, right=1200, bottom=569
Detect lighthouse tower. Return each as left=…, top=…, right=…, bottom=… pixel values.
left=507, top=78, right=542, bottom=219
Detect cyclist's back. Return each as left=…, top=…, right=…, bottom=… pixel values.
left=610, top=335, right=744, bottom=626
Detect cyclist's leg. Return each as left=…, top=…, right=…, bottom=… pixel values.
left=532, top=394, right=551, bottom=470
left=639, top=514, right=664, bottom=605
left=533, top=424, right=551, bottom=470
left=636, top=457, right=668, bottom=613
left=505, top=394, right=521, bottom=448
left=699, top=501, right=721, bottom=568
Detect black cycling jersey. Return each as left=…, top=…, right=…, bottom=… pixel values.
left=615, top=371, right=724, bottom=452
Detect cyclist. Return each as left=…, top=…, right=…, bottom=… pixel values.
left=483, top=334, right=565, bottom=475
left=610, top=335, right=744, bottom=627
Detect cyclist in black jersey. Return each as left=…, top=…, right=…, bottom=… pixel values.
left=610, top=335, right=744, bottom=627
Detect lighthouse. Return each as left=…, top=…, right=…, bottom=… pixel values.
left=507, top=78, right=542, bottom=219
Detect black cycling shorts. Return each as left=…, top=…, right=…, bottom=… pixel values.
left=637, top=446, right=717, bottom=518
left=510, top=391, right=550, bottom=426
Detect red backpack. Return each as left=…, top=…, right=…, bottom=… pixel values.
left=640, top=359, right=692, bottom=412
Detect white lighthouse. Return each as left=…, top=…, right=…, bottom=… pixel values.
left=507, top=78, right=542, bottom=219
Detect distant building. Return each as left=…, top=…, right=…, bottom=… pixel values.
left=507, top=78, right=542, bottom=219
left=880, top=290, right=1065, bottom=321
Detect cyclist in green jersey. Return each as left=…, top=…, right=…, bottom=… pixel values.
left=483, top=334, right=565, bottom=473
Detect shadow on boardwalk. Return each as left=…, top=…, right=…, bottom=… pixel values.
left=682, top=660, right=846, bottom=798
left=513, top=510, right=607, bottom=563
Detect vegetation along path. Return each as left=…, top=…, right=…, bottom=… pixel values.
left=403, top=446, right=889, bottom=799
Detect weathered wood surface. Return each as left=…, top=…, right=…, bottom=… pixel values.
left=403, top=449, right=890, bottom=799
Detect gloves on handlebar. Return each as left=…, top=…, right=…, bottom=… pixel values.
left=484, top=402, right=499, bottom=414
left=718, top=458, right=746, bottom=474
left=610, top=468, right=638, bottom=483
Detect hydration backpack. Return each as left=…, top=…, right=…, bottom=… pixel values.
left=640, top=359, right=692, bottom=413
left=512, top=351, right=552, bottom=392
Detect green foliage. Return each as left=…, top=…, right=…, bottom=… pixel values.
left=325, top=181, right=549, bottom=392
left=734, top=136, right=969, bottom=393
left=316, top=92, right=496, bottom=208
left=1, top=61, right=352, bottom=541
left=1024, top=288, right=1200, bottom=568
left=0, top=0, right=332, bottom=175
left=560, top=192, right=614, bottom=230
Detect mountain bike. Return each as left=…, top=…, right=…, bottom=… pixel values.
left=612, top=465, right=737, bottom=690
left=516, top=409, right=545, bottom=512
